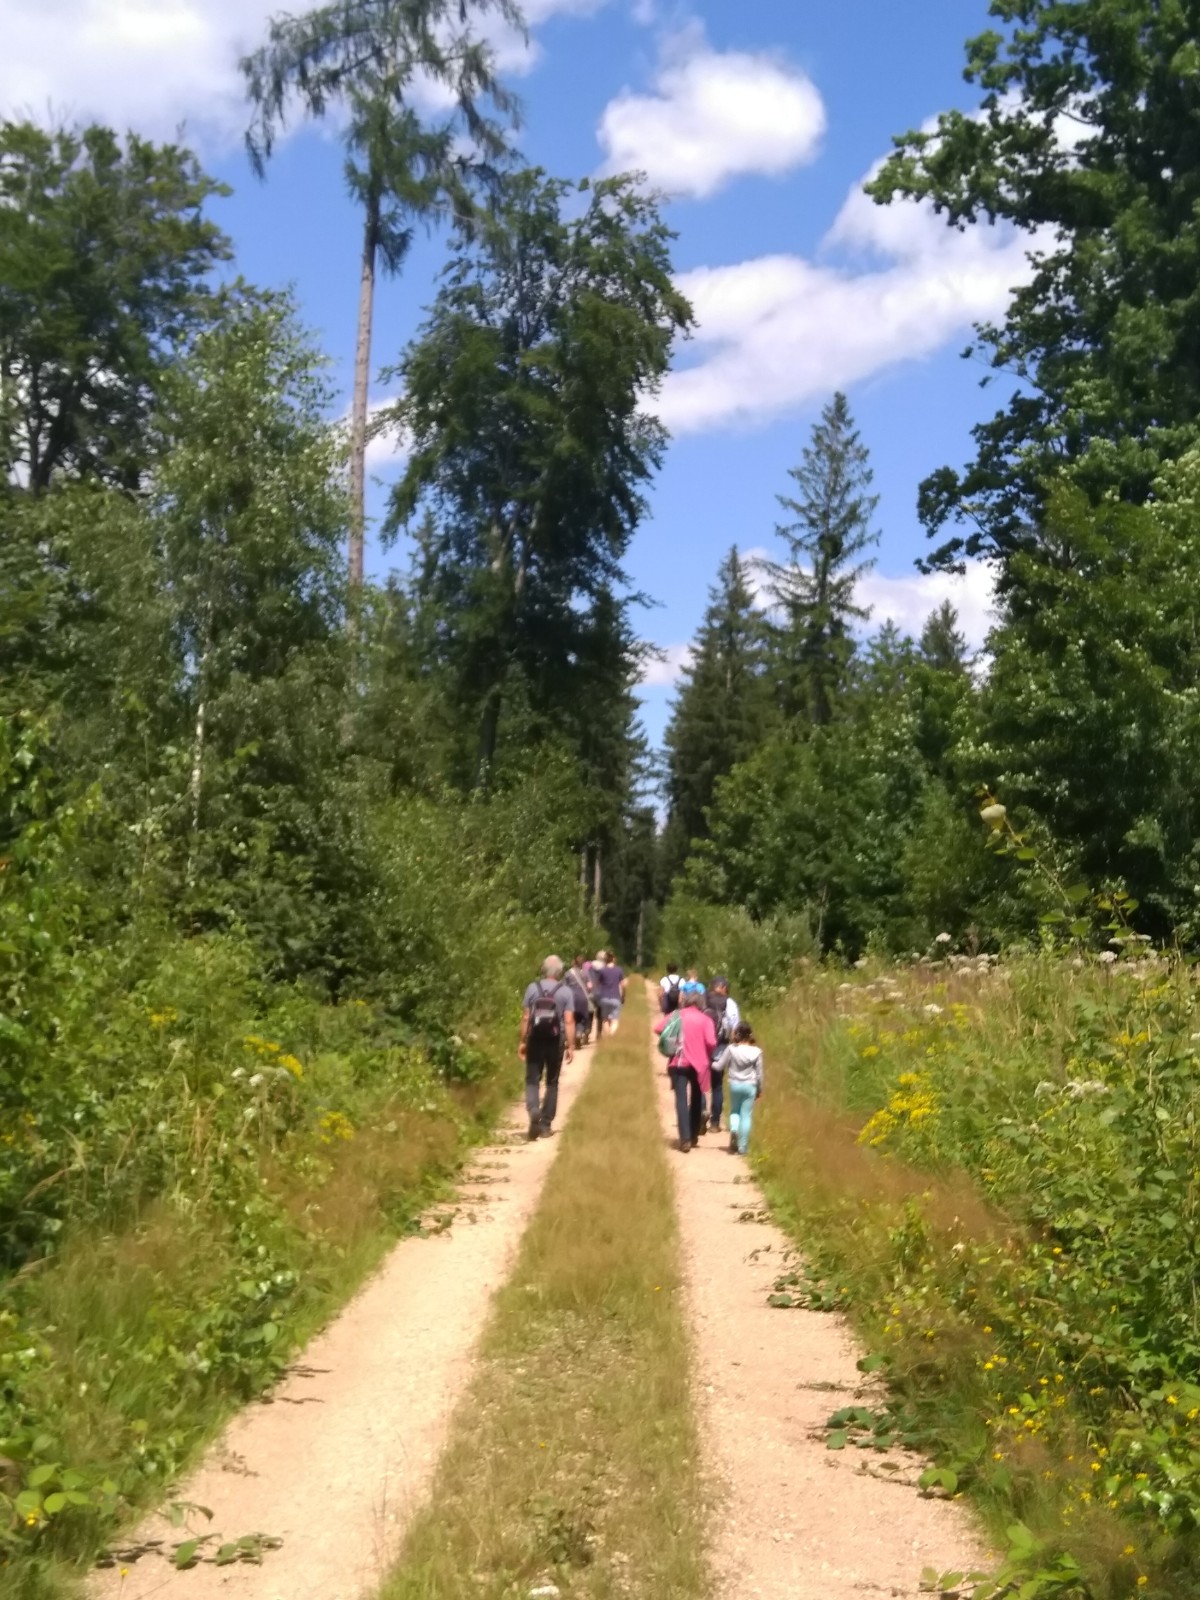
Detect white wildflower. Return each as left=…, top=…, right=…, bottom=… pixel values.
left=935, top=932, right=953, bottom=945
left=249, top=1072, right=264, bottom=1088
left=1097, top=951, right=1119, bottom=965
left=924, top=1003, right=944, bottom=1016
left=980, top=803, right=1007, bottom=823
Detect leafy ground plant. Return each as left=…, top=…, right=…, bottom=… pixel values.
left=753, top=954, right=1200, bottom=1600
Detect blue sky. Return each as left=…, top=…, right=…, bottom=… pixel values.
left=3, top=0, right=1023, bottom=747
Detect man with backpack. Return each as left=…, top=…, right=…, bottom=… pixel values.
left=703, top=976, right=741, bottom=1134
left=519, top=956, right=577, bottom=1141
left=659, top=960, right=683, bottom=1014
left=564, top=953, right=594, bottom=1045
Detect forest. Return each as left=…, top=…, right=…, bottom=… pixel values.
left=5, top=0, right=1200, bottom=1595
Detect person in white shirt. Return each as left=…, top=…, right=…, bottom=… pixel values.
left=713, top=1020, right=764, bottom=1155
left=703, top=976, right=740, bottom=1133
left=659, top=961, right=682, bottom=1013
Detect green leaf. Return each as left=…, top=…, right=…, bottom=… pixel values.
left=1066, top=884, right=1090, bottom=904
left=174, top=1539, right=201, bottom=1569
left=28, top=1463, right=57, bottom=1488
left=43, top=1492, right=67, bottom=1516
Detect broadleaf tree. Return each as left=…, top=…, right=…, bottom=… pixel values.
left=868, top=0, right=1200, bottom=571
left=0, top=120, right=230, bottom=493
left=241, top=0, right=523, bottom=595
left=386, top=168, right=693, bottom=785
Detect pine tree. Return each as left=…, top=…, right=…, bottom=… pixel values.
left=662, top=546, right=774, bottom=876
left=767, top=392, right=879, bottom=726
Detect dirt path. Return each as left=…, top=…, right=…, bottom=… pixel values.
left=92, top=1047, right=596, bottom=1600
left=651, top=1003, right=984, bottom=1600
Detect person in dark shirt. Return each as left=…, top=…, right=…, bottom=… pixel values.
left=519, top=956, right=576, bottom=1140
left=592, top=949, right=627, bottom=1036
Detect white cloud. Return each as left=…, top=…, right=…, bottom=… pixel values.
left=0, top=0, right=278, bottom=144
left=362, top=395, right=411, bottom=471
left=658, top=144, right=1041, bottom=436
left=858, top=560, right=997, bottom=651
left=0, top=0, right=599, bottom=147
left=597, top=25, right=825, bottom=199
left=640, top=641, right=694, bottom=688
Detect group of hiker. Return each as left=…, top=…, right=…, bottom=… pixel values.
left=653, top=962, right=764, bottom=1156
left=517, top=952, right=626, bottom=1140
left=517, top=952, right=764, bottom=1156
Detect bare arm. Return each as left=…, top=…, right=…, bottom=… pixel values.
left=565, top=1009, right=576, bottom=1062
left=518, top=1007, right=530, bottom=1059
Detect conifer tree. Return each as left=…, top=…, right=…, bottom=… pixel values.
left=767, top=392, right=879, bottom=726
left=919, top=601, right=971, bottom=674
left=662, top=545, right=774, bottom=875
left=241, top=0, right=521, bottom=597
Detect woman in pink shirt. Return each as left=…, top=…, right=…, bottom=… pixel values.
left=654, top=987, right=717, bottom=1152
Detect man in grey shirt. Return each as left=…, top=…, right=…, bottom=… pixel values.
left=519, top=956, right=577, bottom=1141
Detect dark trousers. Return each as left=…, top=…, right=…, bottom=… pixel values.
left=575, top=1006, right=591, bottom=1042
left=669, top=1065, right=704, bottom=1147
left=709, top=1066, right=725, bottom=1130
left=525, top=1041, right=563, bottom=1128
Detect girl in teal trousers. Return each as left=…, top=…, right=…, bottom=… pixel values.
left=714, top=1022, right=765, bottom=1155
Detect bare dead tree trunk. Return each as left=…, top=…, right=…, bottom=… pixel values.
left=349, top=187, right=380, bottom=607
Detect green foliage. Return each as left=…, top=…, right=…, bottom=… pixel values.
left=655, top=898, right=812, bottom=1002
left=759, top=958, right=1200, bottom=1599
left=764, top=391, right=879, bottom=727
left=868, top=0, right=1200, bottom=566
left=0, top=119, right=230, bottom=493
left=388, top=167, right=690, bottom=777
left=662, top=546, right=777, bottom=878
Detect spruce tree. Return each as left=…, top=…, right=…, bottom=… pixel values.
left=919, top=601, right=971, bottom=674
left=767, top=392, right=879, bottom=726
left=662, top=545, right=773, bottom=876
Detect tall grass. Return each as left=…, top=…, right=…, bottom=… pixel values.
left=751, top=955, right=1200, bottom=1600
left=379, top=988, right=710, bottom=1600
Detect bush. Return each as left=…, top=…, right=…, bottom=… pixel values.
left=655, top=897, right=813, bottom=1002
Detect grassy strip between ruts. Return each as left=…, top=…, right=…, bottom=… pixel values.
left=378, top=987, right=710, bottom=1600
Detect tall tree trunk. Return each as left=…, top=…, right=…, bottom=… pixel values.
left=475, top=684, right=503, bottom=791
left=186, top=603, right=213, bottom=887
left=635, top=900, right=645, bottom=970
left=592, top=849, right=602, bottom=928
left=349, top=186, right=380, bottom=604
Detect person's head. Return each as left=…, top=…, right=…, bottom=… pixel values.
left=733, top=1020, right=755, bottom=1044
left=681, top=986, right=702, bottom=1008
left=685, top=967, right=699, bottom=982
left=712, top=975, right=729, bottom=996
left=541, top=955, right=564, bottom=981
left=666, top=958, right=679, bottom=975
left=574, top=953, right=587, bottom=968
left=594, top=949, right=607, bottom=966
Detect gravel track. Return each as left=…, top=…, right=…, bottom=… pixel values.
left=90, top=1048, right=595, bottom=1600
left=650, top=997, right=985, bottom=1599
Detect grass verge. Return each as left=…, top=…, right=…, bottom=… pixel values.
left=4, top=1031, right=515, bottom=1600
left=378, top=988, right=709, bottom=1600
left=751, top=961, right=1200, bottom=1600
